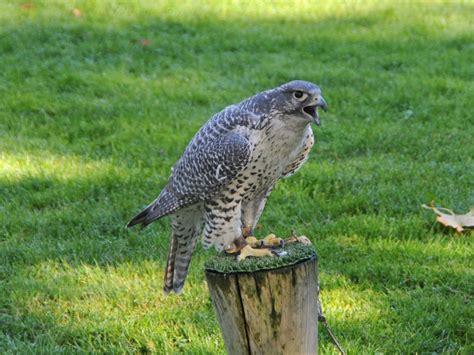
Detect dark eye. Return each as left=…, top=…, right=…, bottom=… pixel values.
left=293, top=90, right=308, bottom=101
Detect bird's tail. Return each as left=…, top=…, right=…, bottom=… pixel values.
left=127, top=189, right=182, bottom=228
left=163, top=233, right=178, bottom=293
left=163, top=210, right=201, bottom=294
left=163, top=232, right=198, bottom=294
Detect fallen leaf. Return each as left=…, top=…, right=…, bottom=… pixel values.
left=139, top=38, right=151, bottom=46
left=422, top=204, right=474, bottom=233
left=20, top=2, right=33, bottom=11
left=72, top=8, right=81, bottom=17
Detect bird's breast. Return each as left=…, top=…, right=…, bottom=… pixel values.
left=233, top=121, right=311, bottom=198
left=253, top=120, right=310, bottom=164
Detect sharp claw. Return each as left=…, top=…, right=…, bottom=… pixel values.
left=224, top=243, right=238, bottom=254
left=225, top=236, right=248, bottom=254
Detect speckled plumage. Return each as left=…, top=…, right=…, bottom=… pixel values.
left=127, top=80, right=327, bottom=293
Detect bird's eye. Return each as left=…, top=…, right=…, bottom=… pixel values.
left=293, top=91, right=307, bottom=101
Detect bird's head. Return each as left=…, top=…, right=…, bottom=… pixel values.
left=273, top=80, right=327, bottom=126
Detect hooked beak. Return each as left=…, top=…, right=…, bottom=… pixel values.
left=318, top=95, right=328, bottom=112
left=303, top=95, right=328, bottom=126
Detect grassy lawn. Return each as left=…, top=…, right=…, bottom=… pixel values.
left=1, top=0, right=473, bottom=353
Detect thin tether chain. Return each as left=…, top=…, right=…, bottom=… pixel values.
left=317, top=283, right=346, bottom=355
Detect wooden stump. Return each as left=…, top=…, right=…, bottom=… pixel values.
left=205, top=248, right=318, bottom=355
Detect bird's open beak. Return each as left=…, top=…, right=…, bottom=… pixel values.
left=303, top=95, right=328, bottom=126
left=318, top=96, right=328, bottom=112
left=314, top=95, right=328, bottom=126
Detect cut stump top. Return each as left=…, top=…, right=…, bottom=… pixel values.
left=204, top=242, right=317, bottom=274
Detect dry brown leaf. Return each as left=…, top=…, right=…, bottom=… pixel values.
left=422, top=204, right=474, bottom=233
left=20, top=2, right=33, bottom=11
left=139, top=38, right=151, bottom=46
left=72, top=8, right=81, bottom=17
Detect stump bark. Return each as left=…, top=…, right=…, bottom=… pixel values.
left=205, top=255, right=318, bottom=355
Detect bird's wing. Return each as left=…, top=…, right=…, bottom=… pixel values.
left=127, top=108, right=255, bottom=228
left=170, top=130, right=252, bottom=198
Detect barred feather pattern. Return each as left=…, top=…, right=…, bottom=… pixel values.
left=163, top=204, right=204, bottom=294
left=127, top=80, right=325, bottom=294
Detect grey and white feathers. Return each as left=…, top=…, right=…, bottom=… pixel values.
left=127, top=80, right=327, bottom=293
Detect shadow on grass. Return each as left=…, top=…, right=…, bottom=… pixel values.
left=2, top=240, right=469, bottom=352
left=2, top=140, right=472, bottom=351
left=1, top=3, right=473, bottom=352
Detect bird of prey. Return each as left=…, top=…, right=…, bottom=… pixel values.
left=127, top=80, right=327, bottom=294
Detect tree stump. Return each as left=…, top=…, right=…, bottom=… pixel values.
left=205, top=243, right=318, bottom=355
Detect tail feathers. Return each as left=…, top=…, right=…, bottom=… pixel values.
left=126, top=206, right=152, bottom=228
left=163, top=236, right=197, bottom=294
left=163, top=234, right=178, bottom=294
left=127, top=189, right=181, bottom=228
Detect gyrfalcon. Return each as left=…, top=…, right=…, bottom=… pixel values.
left=127, top=80, right=327, bottom=294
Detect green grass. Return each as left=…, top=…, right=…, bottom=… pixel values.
left=1, top=0, right=473, bottom=353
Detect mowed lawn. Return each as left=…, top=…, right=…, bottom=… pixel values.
left=1, top=0, right=473, bottom=353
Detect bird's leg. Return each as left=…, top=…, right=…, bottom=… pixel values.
left=242, top=226, right=253, bottom=238
left=223, top=222, right=260, bottom=253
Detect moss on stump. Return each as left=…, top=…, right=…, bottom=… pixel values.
left=204, top=242, right=316, bottom=274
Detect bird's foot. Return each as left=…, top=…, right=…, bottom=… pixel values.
left=224, top=236, right=247, bottom=254
left=259, top=233, right=284, bottom=247
left=224, top=234, right=279, bottom=254
left=237, top=244, right=273, bottom=261
left=225, top=232, right=312, bottom=261
left=235, top=233, right=281, bottom=261
left=247, top=233, right=310, bottom=248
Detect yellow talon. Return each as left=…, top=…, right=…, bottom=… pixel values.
left=224, top=242, right=238, bottom=254
left=228, top=232, right=310, bottom=260
left=245, top=236, right=259, bottom=247
left=261, top=233, right=283, bottom=247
